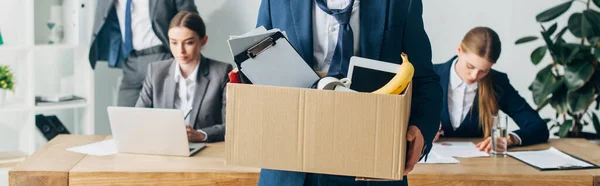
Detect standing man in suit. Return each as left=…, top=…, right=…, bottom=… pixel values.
left=256, top=0, right=442, bottom=185
left=89, top=0, right=198, bottom=107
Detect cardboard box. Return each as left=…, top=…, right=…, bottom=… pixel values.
left=225, top=83, right=412, bottom=180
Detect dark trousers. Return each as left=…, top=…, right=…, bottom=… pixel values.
left=304, top=174, right=407, bottom=186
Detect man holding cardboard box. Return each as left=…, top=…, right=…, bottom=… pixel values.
left=255, top=0, right=442, bottom=185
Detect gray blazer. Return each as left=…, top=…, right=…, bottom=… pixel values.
left=136, top=57, right=233, bottom=142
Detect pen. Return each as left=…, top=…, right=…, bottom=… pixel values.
left=184, top=109, right=192, bottom=120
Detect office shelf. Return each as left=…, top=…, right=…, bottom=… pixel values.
left=34, top=101, right=87, bottom=111
left=0, top=0, right=94, bottom=155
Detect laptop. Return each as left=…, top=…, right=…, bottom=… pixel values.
left=107, top=106, right=206, bottom=157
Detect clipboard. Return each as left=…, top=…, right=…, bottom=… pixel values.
left=507, top=147, right=600, bottom=171
left=228, top=30, right=320, bottom=88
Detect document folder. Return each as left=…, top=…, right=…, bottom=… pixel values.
left=228, top=29, right=320, bottom=88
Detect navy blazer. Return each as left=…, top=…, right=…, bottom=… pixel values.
left=256, top=0, right=442, bottom=185
left=434, top=56, right=549, bottom=146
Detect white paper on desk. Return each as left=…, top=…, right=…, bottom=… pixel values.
left=507, top=147, right=595, bottom=169
left=418, top=151, right=459, bottom=164
left=431, top=142, right=489, bottom=158
left=66, top=139, right=118, bottom=156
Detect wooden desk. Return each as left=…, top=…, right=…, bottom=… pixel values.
left=9, top=135, right=260, bottom=186
left=8, top=135, right=600, bottom=186
left=410, top=138, right=600, bottom=186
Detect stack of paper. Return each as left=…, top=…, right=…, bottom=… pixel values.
left=419, top=142, right=489, bottom=164
left=418, top=151, right=459, bottom=164
left=66, top=139, right=118, bottom=156
left=431, top=142, right=489, bottom=158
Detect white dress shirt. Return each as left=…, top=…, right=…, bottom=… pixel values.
left=448, top=59, right=522, bottom=145
left=448, top=59, right=478, bottom=130
left=115, top=0, right=163, bottom=50
left=312, top=0, right=360, bottom=72
left=174, top=60, right=207, bottom=141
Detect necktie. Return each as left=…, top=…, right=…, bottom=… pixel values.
left=314, top=0, right=355, bottom=78
left=123, top=0, right=133, bottom=55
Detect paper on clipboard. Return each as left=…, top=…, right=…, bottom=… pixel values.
left=507, top=147, right=597, bottom=170
left=227, top=27, right=319, bottom=88
left=228, top=27, right=288, bottom=61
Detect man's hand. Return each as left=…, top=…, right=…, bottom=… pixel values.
left=433, top=122, right=444, bottom=142
left=186, top=125, right=206, bottom=143
left=404, top=125, right=424, bottom=175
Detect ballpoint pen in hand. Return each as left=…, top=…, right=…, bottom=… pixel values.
left=184, top=109, right=192, bottom=121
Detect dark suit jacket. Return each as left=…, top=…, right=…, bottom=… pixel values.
left=256, top=0, right=442, bottom=185
left=89, top=0, right=198, bottom=69
left=135, top=57, right=233, bottom=142
left=434, top=56, right=549, bottom=146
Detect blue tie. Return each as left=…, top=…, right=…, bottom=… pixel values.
left=123, top=0, right=133, bottom=56
left=315, top=0, right=355, bottom=78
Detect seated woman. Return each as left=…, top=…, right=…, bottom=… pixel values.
left=136, top=11, right=232, bottom=143
left=433, top=27, right=549, bottom=152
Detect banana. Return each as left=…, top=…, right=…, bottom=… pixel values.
left=372, top=53, right=414, bottom=94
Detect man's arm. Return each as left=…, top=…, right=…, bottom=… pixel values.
left=256, top=0, right=273, bottom=29
left=175, top=0, right=198, bottom=13
left=402, top=0, right=443, bottom=158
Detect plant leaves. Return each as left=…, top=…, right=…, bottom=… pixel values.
left=592, top=112, right=600, bottom=136
left=594, top=0, right=600, bottom=9
left=515, top=36, right=538, bottom=45
left=547, top=23, right=558, bottom=36
left=591, top=69, right=600, bottom=90
left=564, top=60, right=594, bottom=91
left=564, top=44, right=581, bottom=64
left=568, top=13, right=594, bottom=38
left=536, top=0, right=574, bottom=22
left=541, top=31, right=554, bottom=54
left=567, top=84, right=595, bottom=114
left=558, top=120, right=573, bottom=137
left=531, top=46, right=547, bottom=65
left=594, top=37, right=600, bottom=59
left=542, top=30, right=564, bottom=65
left=583, top=10, right=600, bottom=38
left=555, top=27, right=570, bottom=40
left=551, top=84, right=569, bottom=114
left=530, top=65, right=563, bottom=105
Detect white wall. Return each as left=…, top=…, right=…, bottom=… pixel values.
left=95, top=0, right=597, bottom=136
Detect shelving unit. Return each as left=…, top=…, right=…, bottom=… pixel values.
left=0, top=0, right=94, bottom=155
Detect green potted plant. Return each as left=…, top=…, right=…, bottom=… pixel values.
left=0, top=64, right=15, bottom=107
left=515, top=0, right=600, bottom=139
